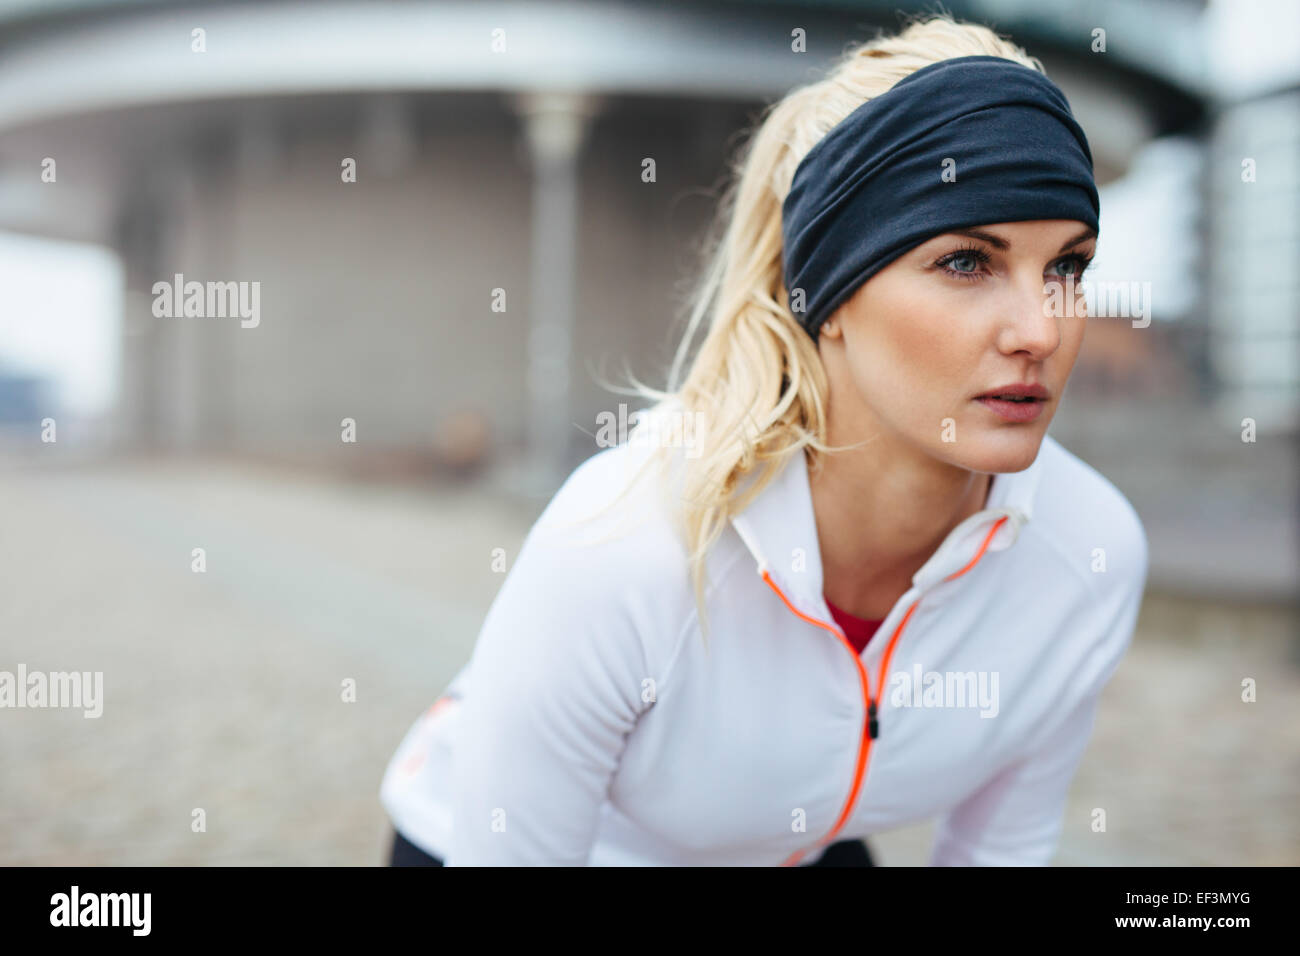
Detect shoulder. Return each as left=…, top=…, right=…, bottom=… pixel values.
left=475, top=439, right=697, bottom=678
left=527, top=439, right=690, bottom=580
left=1015, top=435, right=1150, bottom=715
left=1025, top=434, right=1149, bottom=600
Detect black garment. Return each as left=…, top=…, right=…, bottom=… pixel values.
left=807, top=837, right=875, bottom=867
left=387, top=828, right=874, bottom=867
left=390, top=828, right=444, bottom=866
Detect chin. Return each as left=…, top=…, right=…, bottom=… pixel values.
left=951, top=426, right=1046, bottom=474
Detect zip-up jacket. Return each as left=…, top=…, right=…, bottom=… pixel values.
left=380, top=431, right=1148, bottom=865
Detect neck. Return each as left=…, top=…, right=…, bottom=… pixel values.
left=809, top=428, right=991, bottom=620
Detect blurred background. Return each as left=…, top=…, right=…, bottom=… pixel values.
left=0, top=0, right=1296, bottom=865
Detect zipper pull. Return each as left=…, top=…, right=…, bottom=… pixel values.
left=867, top=699, right=879, bottom=740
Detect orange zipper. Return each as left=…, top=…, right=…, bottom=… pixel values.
left=764, top=515, right=1009, bottom=866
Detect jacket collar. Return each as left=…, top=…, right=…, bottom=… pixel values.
left=729, top=437, right=1050, bottom=614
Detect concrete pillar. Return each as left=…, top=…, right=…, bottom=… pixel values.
left=509, top=90, right=603, bottom=495
left=114, top=190, right=166, bottom=450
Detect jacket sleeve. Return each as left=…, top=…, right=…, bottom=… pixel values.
left=443, top=515, right=650, bottom=866
left=927, top=688, right=1103, bottom=866
left=929, top=517, right=1148, bottom=867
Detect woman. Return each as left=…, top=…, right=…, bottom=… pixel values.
left=380, top=13, right=1148, bottom=867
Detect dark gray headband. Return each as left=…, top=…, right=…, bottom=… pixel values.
left=781, top=54, right=1100, bottom=340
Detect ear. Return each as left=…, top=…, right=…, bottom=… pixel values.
left=820, top=316, right=841, bottom=339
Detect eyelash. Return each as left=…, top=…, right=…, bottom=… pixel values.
left=935, top=244, right=1095, bottom=282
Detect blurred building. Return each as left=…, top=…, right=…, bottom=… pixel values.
left=0, top=0, right=1295, bottom=597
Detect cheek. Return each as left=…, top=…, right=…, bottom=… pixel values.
left=843, top=297, right=978, bottom=421
left=1052, top=316, right=1087, bottom=375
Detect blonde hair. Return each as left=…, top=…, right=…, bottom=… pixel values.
left=585, top=13, right=1045, bottom=644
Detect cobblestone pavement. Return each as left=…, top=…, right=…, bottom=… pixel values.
left=2, top=456, right=1296, bottom=865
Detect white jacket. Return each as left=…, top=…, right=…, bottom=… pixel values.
left=380, top=431, right=1148, bottom=866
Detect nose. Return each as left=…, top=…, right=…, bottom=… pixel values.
left=994, top=271, right=1066, bottom=359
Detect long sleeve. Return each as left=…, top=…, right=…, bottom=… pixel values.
left=444, top=518, right=649, bottom=866
left=928, top=689, right=1102, bottom=866
left=930, top=515, right=1148, bottom=866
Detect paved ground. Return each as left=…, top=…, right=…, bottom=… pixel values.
left=1, top=454, right=1296, bottom=865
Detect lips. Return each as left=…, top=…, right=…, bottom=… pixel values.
left=974, top=383, right=1049, bottom=423
left=975, top=384, right=1049, bottom=401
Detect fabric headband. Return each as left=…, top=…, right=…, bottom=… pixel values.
left=781, top=54, right=1100, bottom=340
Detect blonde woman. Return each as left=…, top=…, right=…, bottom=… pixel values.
left=381, top=13, right=1148, bottom=867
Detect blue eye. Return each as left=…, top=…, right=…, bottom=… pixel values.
left=936, top=246, right=1098, bottom=283
left=935, top=244, right=991, bottom=281
left=1051, top=253, right=1095, bottom=278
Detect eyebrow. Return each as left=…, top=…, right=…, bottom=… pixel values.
left=948, top=227, right=1098, bottom=254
